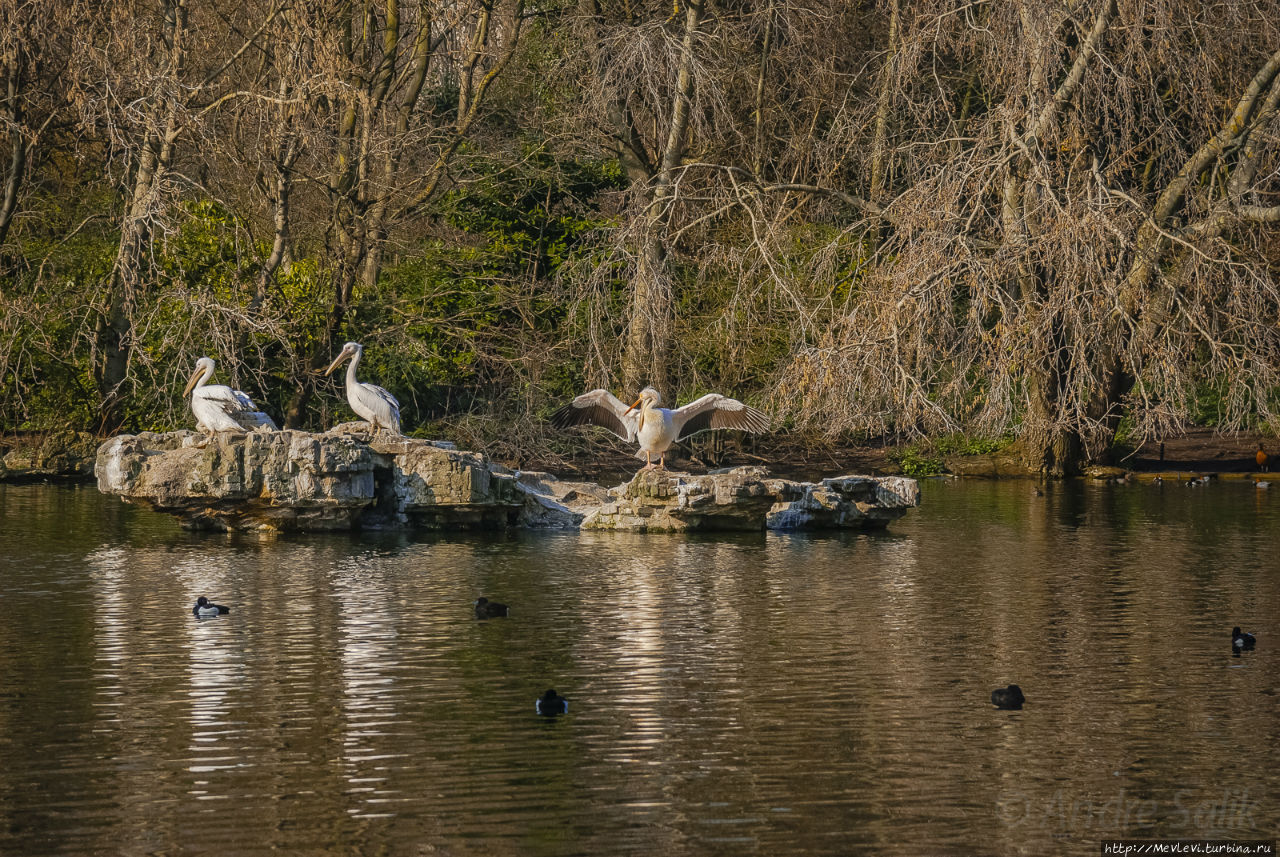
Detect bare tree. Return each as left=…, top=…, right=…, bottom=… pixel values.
left=566, top=0, right=799, bottom=393
left=558, top=0, right=1280, bottom=473
left=271, top=0, right=528, bottom=426
left=0, top=1, right=79, bottom=257
left=72, top=0, right=283, bottom=431
left=546, top=0, right=1280, bottom=472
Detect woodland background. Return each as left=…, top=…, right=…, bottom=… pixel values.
left=2, top=0, right=1279, bottom=474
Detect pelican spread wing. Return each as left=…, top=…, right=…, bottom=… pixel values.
left=671, top=394, right=771, bottom=441
left=549, top=389, right=637, bottom=442
left=551, top=387, right=770, bottom=469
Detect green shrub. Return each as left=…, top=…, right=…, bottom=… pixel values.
left=891, top=432, right=1013, bottom=477
left=890, top=444, right=945, bottom=477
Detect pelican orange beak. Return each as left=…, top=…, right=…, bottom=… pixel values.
left=182, top=367, right=203, bottom=398
left=324, top=347, right=351, bottom=377
left=625, top=395, right=643, bottom=414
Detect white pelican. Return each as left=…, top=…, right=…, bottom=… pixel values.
left=324, top=341, right=401, bottom=435
left=182, top=357, right=278, bottom=434
left=549, top=386, right=770, bottom=469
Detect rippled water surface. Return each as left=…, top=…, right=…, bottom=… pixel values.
left=1, top=479, right=1277, bottom=855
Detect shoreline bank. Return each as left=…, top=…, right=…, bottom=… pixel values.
left=2, top=425, right=1274, bottom=484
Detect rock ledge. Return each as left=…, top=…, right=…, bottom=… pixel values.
left=96, top=430, right=919, bottom=532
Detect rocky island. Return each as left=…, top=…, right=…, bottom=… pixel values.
left=95, top=428, right=919, bottom=533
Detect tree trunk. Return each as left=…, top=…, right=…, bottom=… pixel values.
left=621, top=0, right=703, bottom=395
left=96, top=125, right=172, bottom=432
left=1006, top=0, right=1115, bottom=475
left=868, top=0, right=898, bottom=209
left=0, top=55, right=27, bottom=254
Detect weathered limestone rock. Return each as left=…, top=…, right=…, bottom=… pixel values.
left=765, top=475, right=920, bottom=530
left=1, top=429, right=99, bottom=480
left=1084, top=465, right=1128, bottom=480
left=97, top=430, right=518, bottom=531
left=97, top=431, right=919, bottom=532
left=577, top=467, right=920, bottom=532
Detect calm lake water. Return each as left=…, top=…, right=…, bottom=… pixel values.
left=0, top=478, right=1276, bottom=856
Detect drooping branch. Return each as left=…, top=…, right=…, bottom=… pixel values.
left=398, top=0, right=525, bottom=218
left=1121, top=46, right=1280, bottom=302
left=1026, top=0, right=1117, bottom=147
left=1237, top=204, right=1280, bottom=224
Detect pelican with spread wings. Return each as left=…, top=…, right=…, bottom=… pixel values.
left=182, top=357, right=279, bottom=435
left=550, top=386, right=770, bottom=469
left=325, top=341, right=401, bottom=435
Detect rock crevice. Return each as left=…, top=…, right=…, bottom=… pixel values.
left=97, top=430, right=918, bottom=532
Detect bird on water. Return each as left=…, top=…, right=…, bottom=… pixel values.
left=1232, top=627, right=1257, bottom=652
left=192, top=596, right=230, bottom=618
left=991, top=685, right=1025, bottom=709
left=536, top=689, right=568, bottom=715
left=474, top=597, right=509, bottom=619
left=550, top=386, right=769, bottom=470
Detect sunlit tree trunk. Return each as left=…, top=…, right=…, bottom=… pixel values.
left=621, top=0, right=703, bottom=395
left=94, top=0, right=189, bottom=432
left=1004, top=0, right=1115, bottom=475
left=282, top=0, right=524, bottom=427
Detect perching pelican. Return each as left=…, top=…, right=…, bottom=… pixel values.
left=182, top=357, right=278, bottom=434
left=324, top=341, right=401, bottom=435
left=549, top=386, right=770, bottom=470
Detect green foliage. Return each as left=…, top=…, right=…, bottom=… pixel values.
left=1189, top=380, right=1227, bottom=427
left=890, top=445, right=945, bottom=478
left=441, top=150, right=623, bottom=281
left=890, top=432, right=1012, bottom=477
left=932, top=432, right=1012, bottom=457
left=1, top=177, right=118, bottom=432
left=159, top=199, right=244, bottom=294
left=0, top=148, right=626, bottom=435
left=345, top=151, right=624, bottom=428
left=670, top=222, right=874, bottom=398
left=1111, top=413, right=1137, bottom=449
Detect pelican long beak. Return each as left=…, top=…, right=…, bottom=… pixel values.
left=625, top=395, right=643, bottom=414
left=324, top=349, right=350, bottom=377
left=182, top=368, right=202, bottom=398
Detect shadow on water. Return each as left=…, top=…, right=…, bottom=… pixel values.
left=0, top=480, right=1276, bottom=855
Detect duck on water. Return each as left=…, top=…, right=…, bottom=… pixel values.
left=193, top=597, right=230, bottom=618
left=991, top=685, right=1025, bottom=710
left=1232, top=627, right=1257, bottom=652
left=536, top=689, right=568, bottom=715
